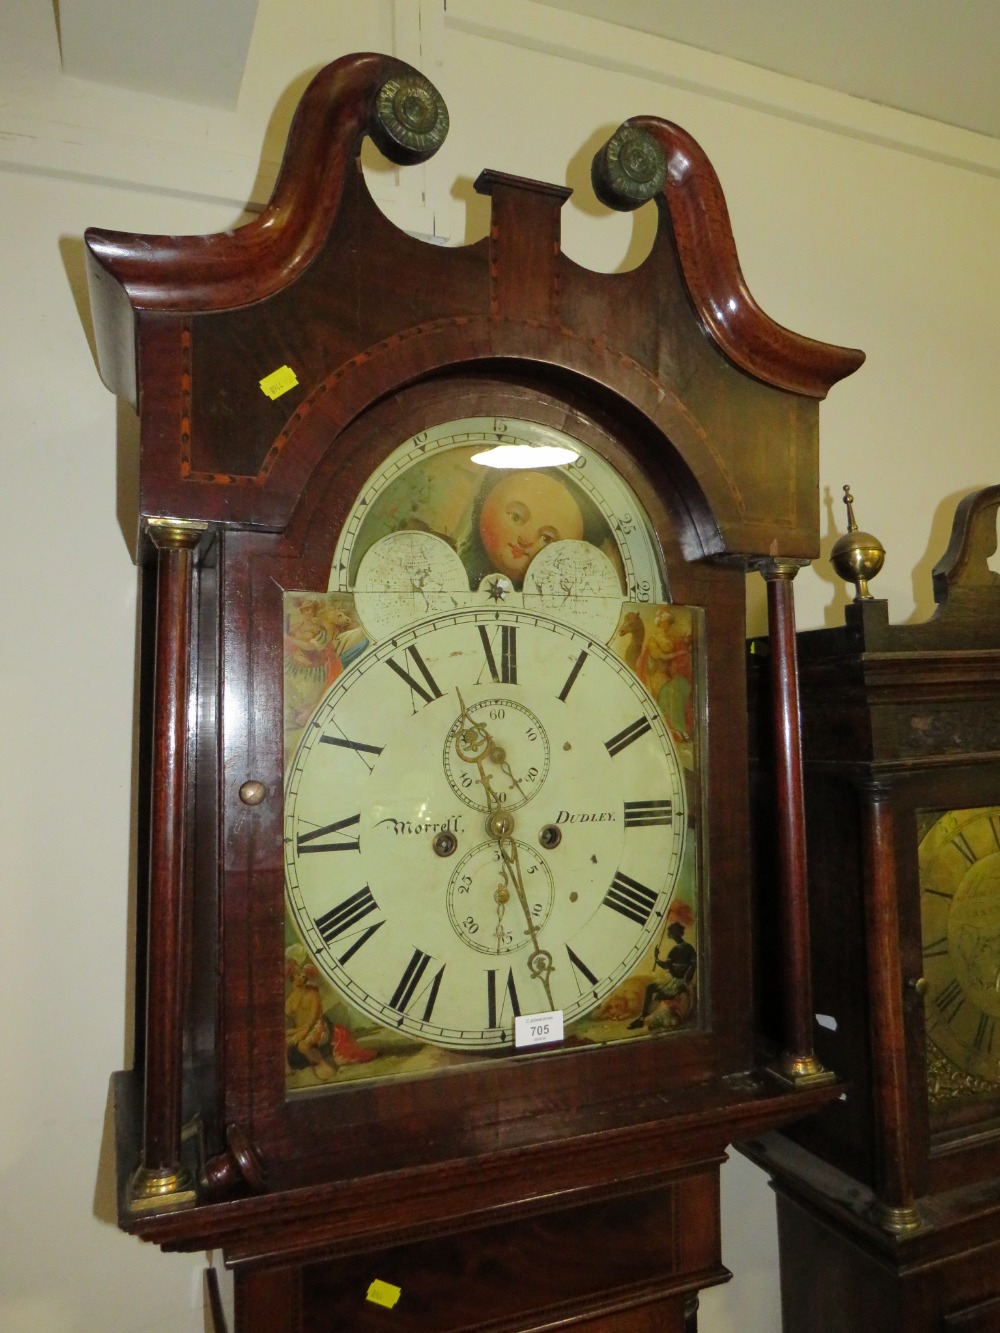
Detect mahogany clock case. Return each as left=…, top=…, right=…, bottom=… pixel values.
left=84, top=53, right=860, bottom=1306
left=779, top=760, right=1000, bottom=1195
left=214, top=374, right=754, bottom=1192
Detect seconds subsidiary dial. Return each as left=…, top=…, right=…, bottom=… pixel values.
left=284, top=609, right=687, bottom=1050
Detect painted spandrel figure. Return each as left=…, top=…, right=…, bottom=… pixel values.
left=627, top=922, right=697, bottom=1031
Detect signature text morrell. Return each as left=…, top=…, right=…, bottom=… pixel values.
left=375, top=815, right=465, bottom=836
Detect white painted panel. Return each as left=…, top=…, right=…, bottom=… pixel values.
left=59, top=0, right=262, bottom=108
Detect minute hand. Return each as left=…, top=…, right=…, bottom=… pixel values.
left=454, top=690, right=555, bottom=1008
left=497, top=830, right=555, bottom=1010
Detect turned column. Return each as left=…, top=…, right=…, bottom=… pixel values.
left=128, top=516, right=206, bottom=1212
left=754, top=558, right=833, bottom=1087
left=859, top=780, right=919, bottom=1231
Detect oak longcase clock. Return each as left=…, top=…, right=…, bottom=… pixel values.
left=743, top=484, right=1000, bottom=1333
left=85, top=53, right=860, bottom=1332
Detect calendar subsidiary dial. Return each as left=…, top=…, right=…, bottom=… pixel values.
left=284, top=608, right=688, bottom=1050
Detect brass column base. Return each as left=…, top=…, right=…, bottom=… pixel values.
left=128, top=1162, right=197, bottom=1214
left=870, top=1199, right=922, bottom=1234
left=767, top=1052, right=838, bottom=1090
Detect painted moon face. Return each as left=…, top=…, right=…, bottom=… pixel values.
left=477, top=471, right=586, bottom=583
left=329, top=417, right=667, bottom=606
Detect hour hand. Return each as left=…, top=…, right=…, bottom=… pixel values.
left=453, top=688, right=500, bottom=811
left=490, top=747, right=529, bottom=805
left=454, top=688, right=490, bottom=762
left=456, top=693, right=544, bottom=805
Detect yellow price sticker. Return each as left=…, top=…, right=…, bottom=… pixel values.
left=259, top=365, right=299, bottom=400
left=366, top=1279, right=401, bottom=1310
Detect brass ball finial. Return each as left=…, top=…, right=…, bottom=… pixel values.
left=830, top=484, right=886, bottom=600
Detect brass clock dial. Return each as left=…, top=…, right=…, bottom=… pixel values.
left=920, top=805, right=1000, bottom=1085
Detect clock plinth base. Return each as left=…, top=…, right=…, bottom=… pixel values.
left=741, top=1131, right=1000, bottom=1332
left=127, top=1162, right=197, bottom=1214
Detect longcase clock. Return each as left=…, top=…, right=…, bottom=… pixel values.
left=85, top=53, right=861, bottom=1332
left=743, top=484, right=1000, bottom=1332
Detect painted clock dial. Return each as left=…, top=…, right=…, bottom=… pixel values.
left=920, top=805, right=1000, bottom=1088
left=284, top=609, right=687, bottom=1051
left=283, top=422, right=702, bottom=1090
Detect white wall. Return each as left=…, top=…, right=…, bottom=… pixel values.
left=2, top=2, right=999, bottom=1330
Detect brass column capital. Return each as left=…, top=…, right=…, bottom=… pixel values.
left=145, top=516, right=209, bottom=551
left=751, top=556, right=811, bottom=582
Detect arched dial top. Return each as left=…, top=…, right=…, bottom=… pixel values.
left=332, top=416, right=667, bottom=619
